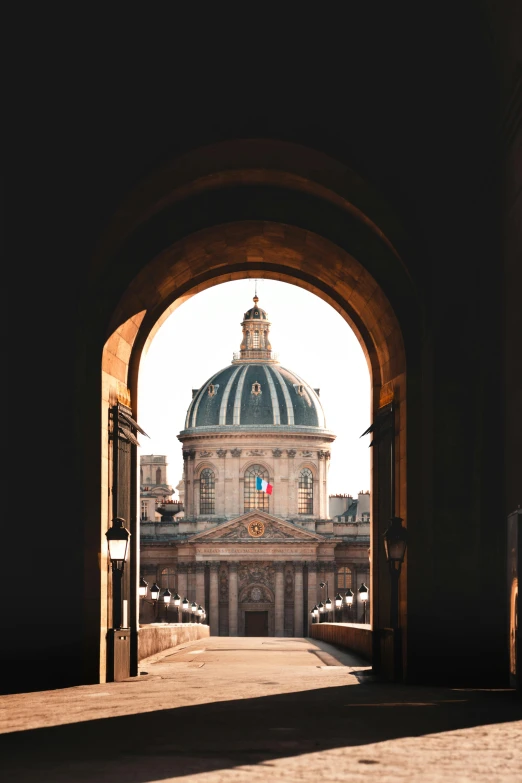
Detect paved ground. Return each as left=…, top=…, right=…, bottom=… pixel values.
left=1, top=636, right=521, bottom=782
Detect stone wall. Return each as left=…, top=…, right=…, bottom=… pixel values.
left=139, top=624, right=210, bottom=662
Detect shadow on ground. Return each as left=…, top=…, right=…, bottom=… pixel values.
left=1, top=681, right=521, bottom=782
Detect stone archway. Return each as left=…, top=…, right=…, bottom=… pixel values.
left=97, top=140, right=417, bottom=683
left=239, top=582, right=275, bottom=637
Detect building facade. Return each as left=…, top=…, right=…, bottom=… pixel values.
left=140, top=297, right=370, bottom=634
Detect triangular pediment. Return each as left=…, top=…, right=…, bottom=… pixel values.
left=189, top=511, right=328, bottom=543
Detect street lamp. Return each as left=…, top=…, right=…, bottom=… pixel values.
left=383, top=516, right=408, bottom=628
left=162, top=588, right=172, bottom=622
left=139, top=577, right=148, bottom=598
left=198, top=605, right=204, bottom=622
left=345, top=588, right=354, bottom=621
left=173, top=593, right=181, bottom=623
left=319, top=581, right=330, bottom=620
left=105, top=517, right=131, bottom=629
left=191, top=601, right=198, bottom=622
left=182, top=596, right=189, bottom=622
left=335, top=593, right=342, bottom=622
left=358, top=583, right=369, bottom=624
left=318, top=601, right=325, bottom=622
left=325, top=596, right=332, bottom=620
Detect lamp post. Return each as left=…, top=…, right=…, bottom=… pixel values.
left=358, top=583, right=369, bottom=624
left=105, top=517, right=131, bottom=629
left=344, top=588, right=354, bottom=621
left=139, top=577, right=148, bottom=599
left=173, top=593, right=181, bottom=623
left=182, top=597, right=189, bottom=623
left=335, top=593, right=342, bottom=623
left=319, top=580, right=330, bottom=620
left=325, top=596, right=332, bottom=620
left=318, top=601, right=325, bottom=622
left=383, top=516, right=408, bottom=628
left=191, top=601, right=198, bottom=622
left=162, top=588, right=172, bottom=622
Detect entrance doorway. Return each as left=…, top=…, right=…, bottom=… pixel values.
left=245, top=611, right=269, bottom=637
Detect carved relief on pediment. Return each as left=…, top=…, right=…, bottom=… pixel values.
left=217, top=525, right=251, bottom=540
left=262, top=521, right=296, bottom=539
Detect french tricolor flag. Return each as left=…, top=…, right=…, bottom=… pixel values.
left=256, top=476, right=273, bottom=495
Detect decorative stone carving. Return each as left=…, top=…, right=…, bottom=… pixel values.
left=230, top=448, right=242, bottom=457
left=219, top=566, right=228, bottom=599
left=250, top=587, right=263, bottom=602
left=285, top=566, right=294, bottom=597
left=215, top=520, right=299, bottom=541
left=272, top=448, right=282, bottom=458
left=274, top=562, right=285, bottom=574
left=287, top=449, right=296, bottom=458
left=199, top=450, right=213, bottom=457
left=177, top=563, right=188, bottom=574
left=210, top=562, right=220, bottom=573
left=302, top=451, right=313, bottom=457
left=238, top=562, right=275, bottom=590
left=317, top=450, right=326, bottom=459
left=325, top=450, right=331, bottom=460
left=216, top=449, right=227, bottom=457
left=307, top=561, right=319, bottom=572
left=195, top=562, right=206, bottom=573
left=247, top=449, right=265, bottom=456
left=184, top=449, right=196, bottom=460
left=293, top=561, right=304, bottom=572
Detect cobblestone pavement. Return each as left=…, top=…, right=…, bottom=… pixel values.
left=1, top=637, right=521, bottom=782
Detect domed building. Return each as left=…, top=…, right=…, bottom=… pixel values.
left=140, top=297, right=370, bottom=636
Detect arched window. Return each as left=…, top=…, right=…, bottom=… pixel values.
left=337, top=566, right=352, bottom=589
left=253, top=330, right=260, bottom=348
left=200, top=468, right=215, bottom=514
left=244, top=464, right=270, bottom=512
left=298, top=468, right=313, bottom=514
left=160, top=567, right=175, bottom=589
left=155, top=467, right=161, bottom=485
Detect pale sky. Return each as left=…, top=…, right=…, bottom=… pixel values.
left=138, top=279, right=371, bottom=498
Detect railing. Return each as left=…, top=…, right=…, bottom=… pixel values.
left=232, top=351, right=279, bottom=361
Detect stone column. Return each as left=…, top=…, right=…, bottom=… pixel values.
left=209, top=562, right=220, bottom=635
left=228, top=563, right=238, bottom=636
left=230, top=449, right=242, bottom=516
left=183, top=450, right=195, bottom=517
left=196, top=562, right=206, bottom=612
left=216, top=449, right=227, bottom=516
left=177, top=564, right=188, bottom=621
left=287, top=449, right=296, bottom=514
left=307, top=561, right=318, bottom=633
left=275, top=562, right=285, bottom=636
left=326, top=560, right=337, bottom=622
left=317, top=450, right=325, bottom=518
left=293, top=561, right=304, bottom=637
left=187, top=563, right=195, bottom=608
left=272, top=448, right=282, bottom=516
